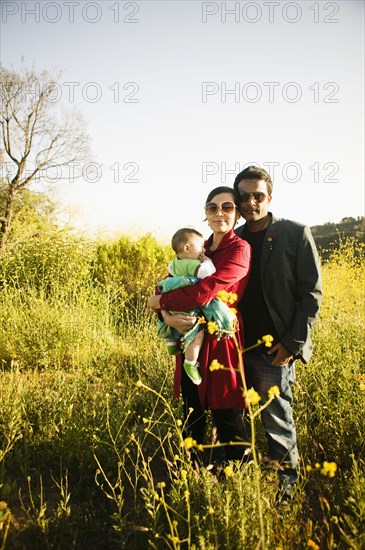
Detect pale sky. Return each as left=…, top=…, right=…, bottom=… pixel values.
left=1, top=0, right=364, bottom=242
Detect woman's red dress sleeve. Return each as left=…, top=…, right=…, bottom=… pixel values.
left=159, top=238, right=251, bottom=311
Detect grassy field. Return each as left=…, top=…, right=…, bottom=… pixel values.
left=0, top=234, right=364, bottom=549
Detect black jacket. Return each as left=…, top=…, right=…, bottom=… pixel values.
left=236, top=214, right=322, bottom=363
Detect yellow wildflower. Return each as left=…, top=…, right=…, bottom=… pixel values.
left=198, top=316, right=206, bottom=324
left=207, top=321, right=219, bottom=334
left=209, top=359, right=225, bottom=371
left=182, top=437, right=197, bottom=450
left=224, top=465, right=234, bottom=478
left=307, top=540, right=320, bottom=550
left=176, top=419, right=182, bottom=426
left=217, top=290, right=229, bottom=303
left=360, top=382, right=365, bottom=391
left=245, top=388, right=261, bottom=405
left=136, top=380, right=143, bottom=388
left=321, top=461, right=337, bottom=478
left=216, top=290, right=238, bottom=304
left=208, top=506, right=214, bottom=515
left=181, top=469, right=187, bottom=481
left=261, top=334, right=274, bottom=348
left=268, top=386, right=280, bottom=399
left=315, top=463, right=321, bottom=469
left=306, top=464, right=312, bottom=472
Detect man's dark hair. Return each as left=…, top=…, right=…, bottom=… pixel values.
left=171, top=228, right=203, bottom=254
left=233, top=165, right=273, bottom=196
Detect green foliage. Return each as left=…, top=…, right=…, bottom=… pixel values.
left=0, top=233, right=93, bottom=294
left=91, top=233, right=172, bottom=319
left=0, top=187, right=58, bottom=242
left=0, top=235, right=363, bottom=548
left=296, top=239, right=365, bottom=466
left=0, top=286, right=119, bottom=370
left=312, top=217, right=365, bottom=259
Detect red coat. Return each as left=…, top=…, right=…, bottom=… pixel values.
left=159, top=229, right=251, bottom=410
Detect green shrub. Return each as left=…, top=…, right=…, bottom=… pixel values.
left=91, top=233, right=172, bottom=321
left=0, top=232, right=93, bottom=294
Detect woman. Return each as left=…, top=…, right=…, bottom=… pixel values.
left=148, top=186, right=251, bottom=461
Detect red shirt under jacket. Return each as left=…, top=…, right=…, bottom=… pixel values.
left=159, top=229, right=251, bottom=410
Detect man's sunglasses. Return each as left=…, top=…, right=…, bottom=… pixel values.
left=239, top=192, right=267, bottom=203
left=204, top=201, right=236, bottom=215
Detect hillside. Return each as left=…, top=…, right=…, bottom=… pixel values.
left=310, top=216, right=365, bottom=258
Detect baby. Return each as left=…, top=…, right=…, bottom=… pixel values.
left=157, top=228, right=216, bottom=385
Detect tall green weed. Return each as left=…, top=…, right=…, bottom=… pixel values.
left=0, top=233, right=92, bottom=294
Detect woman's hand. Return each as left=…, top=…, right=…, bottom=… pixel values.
left=147, top=294, right=162, bottom=311
left=161, top=311, right=196, bottom=334
left=198, top=252, right=209, bottom=262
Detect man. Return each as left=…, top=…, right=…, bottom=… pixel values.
left=234, top=165, right=322, bottom=499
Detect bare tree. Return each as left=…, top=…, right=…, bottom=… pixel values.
left=0, top=65, right=89, bottom=251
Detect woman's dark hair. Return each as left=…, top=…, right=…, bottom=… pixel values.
left=205, top=186, right=240, bottom=207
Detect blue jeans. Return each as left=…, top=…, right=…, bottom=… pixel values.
left=244, top=351, right=299, bottom=475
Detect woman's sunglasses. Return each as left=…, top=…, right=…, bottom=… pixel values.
left=204, top=201, right=236, bottom=215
